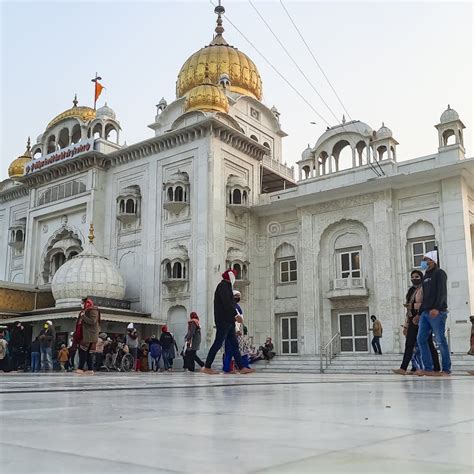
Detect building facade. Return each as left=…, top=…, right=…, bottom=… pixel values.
left=1, top=8, right=473, bottom=354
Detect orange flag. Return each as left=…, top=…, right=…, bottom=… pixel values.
left=95, top=81, right=104, bottom=102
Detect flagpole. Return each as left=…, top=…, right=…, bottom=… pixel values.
left=91, top=72, right=102, bottom=110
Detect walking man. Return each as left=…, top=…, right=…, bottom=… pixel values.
left=370, top=315, right=383, bottom=355
left=202, top=269, right=254, bottom=375
left=417, top=250, right=451, bottom=376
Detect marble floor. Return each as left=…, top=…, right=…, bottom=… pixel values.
left=0, top=372, right=473, bottom=473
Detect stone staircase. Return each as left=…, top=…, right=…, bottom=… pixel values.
left=257, top=353, right=474, bottom=375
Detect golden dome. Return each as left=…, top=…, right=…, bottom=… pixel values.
left=46, top=95, right=96, bottom=130
left=184, top=68, right=229, bottom=114
left=8, top=138, right=32, bottom=179
left=176, top=7, right=262, bottom=101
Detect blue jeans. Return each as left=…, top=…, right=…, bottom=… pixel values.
left=223, top=340, right=250, bottom=372
left=417, top=310, right=451, bottom=373
left=205, top=322, right=243, bottom=370
left=31, top=352, right=40, bottom=372
left=371, top=336, right=382, bottom=354
left=41, top=347, right=52, bottom=370
left=162, top=350, right=173, bottom=370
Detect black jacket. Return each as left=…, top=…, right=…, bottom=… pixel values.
left=10, top=327, right=25, bottom=349
left=160, top=332, right=177, bottom=351
left=213, top=280, right=236, bottom=326
left=421, top=267, right=448, bottom=312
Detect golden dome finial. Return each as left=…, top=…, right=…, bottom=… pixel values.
left=210, top=0, right=228, bottom=46
left=26, top=137, right=31, bottom=155
left=214, top=0, right=225, bottom=36
left=73, top=94, right=78, bottom=107
left=88, top=224, right=95, bottom=243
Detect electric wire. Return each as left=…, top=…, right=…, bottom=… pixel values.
left=209, top=0, right=332, bottom=128
left=249, top=0, right=382, bottom=177
left=249, top=0, right=339, bottom=125
left=279, top=0, right=385, bottom=176
left=209, top=1, right=383, bottom=178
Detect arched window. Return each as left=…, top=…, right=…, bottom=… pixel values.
left=92, top=123, right=102, bottom=139
left=263, top=142, right=271, bottom=150
left=442, top=129, right=456, bottom=147
left=172, top=262, right=182, bottom=279
left=119, top=200, right=125, bottom=213
left=242, top=190, right=248, bottom=205
left=68, top=251, right=78, bottom=260
left=332, top=140, right=352, bottom=171
left=356, top=141, right=367, bottom=166
left=250, top=135, right=258, bottom=142
left=302, top=165, right=311, bottom=179
left=58, top=128, right=69, bottom=149
left=51, top=252, right=66, bottom=277
left=71, top=124, right=81, bottom=144
left=15, top=230, right=23, bottom=242
left=232, top=189, right=242, bottom=205
left=167, top=187, right=174, bottom=202
left=33, top=148, right=42, bottom=159
left=105, top=125, right=118, bottom=143
left=175, top=186, right=184, bottom=202
left=165, top=262, right=172, bottom=279
left=233, top=263, right=242, bottom=280
left=318, top=152, right=329, bottom=175
left=47, top=135, right=56, bottom=154
left=377, top=145, right=387, bottom=161
left=125, top=199, right=135, bottom=214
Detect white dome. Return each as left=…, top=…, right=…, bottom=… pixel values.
left=52, top=242, right=125, bottom=307
left=96, top=102, right=116, bottom=120
left=376, top=123, right=393, bottom=139
left=301, top=144, right=313, bottom=161
left=440, top=105, right=459, bottom=124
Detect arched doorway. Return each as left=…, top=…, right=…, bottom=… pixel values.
left=167, top=305, right=188, bottom=349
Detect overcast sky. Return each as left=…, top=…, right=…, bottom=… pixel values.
left=1, top=0, right=472, bottom=180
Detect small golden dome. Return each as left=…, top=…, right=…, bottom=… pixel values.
left=176, top=7, right=262, bottom=101
left=8, top=137, right=32, bottom=179
left=46, top=95, right=96, bottom=130
left=184, top=68, right=229, bottom=114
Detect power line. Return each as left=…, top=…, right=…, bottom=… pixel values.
left=249, top=0, right=338, bottom=125
left=209, top=0, right=331, bottom=128
left=249, top=0, right=382, bottom=178
left=209, top=1, right=383, bottom=178
left=280, top=0, right=352, bottom=122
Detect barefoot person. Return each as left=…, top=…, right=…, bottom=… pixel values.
left=417, top=251, right=451, bottom=376
left=75, top=297, right=100, bottom=375
left=393, top=270, right=440, bottom=375
left=202, top=269, right=254, bottom=375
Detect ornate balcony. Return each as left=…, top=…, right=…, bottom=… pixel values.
left=327, top=277, right=368, bottom=299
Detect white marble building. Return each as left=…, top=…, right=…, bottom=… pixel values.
left=1, top=7, right=473, bottom=355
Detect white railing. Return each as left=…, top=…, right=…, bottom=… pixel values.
left=262, top=156, right=295, bottom=180
left=330, top=277, right=366, bottom=290
left=320, top=332, right=341, bottom=373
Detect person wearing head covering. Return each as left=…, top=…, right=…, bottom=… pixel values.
left=39, top=320, right=55, bottom=371
left=417, top=250, right=451, bottom=376
left=160, top=325, right=178, bottom=371
left=202, top=269, right=255, bottom=375
left=149, top=335, right=162, bottom=372
left=223, top=291, right=250, bottom=373
left=184, top=312, right=204, bottom=372
left=393, top=270, right=440, bottom=375
left=125, top=323, right=139, bottom=370
left=75, top=297, right=100, bottom=375
left=10, top=321, right=26, bottom=371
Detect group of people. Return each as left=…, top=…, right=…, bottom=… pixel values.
left=5, top=252, right=456, bottom=378
left=393, top=250, right=452, bottom=376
